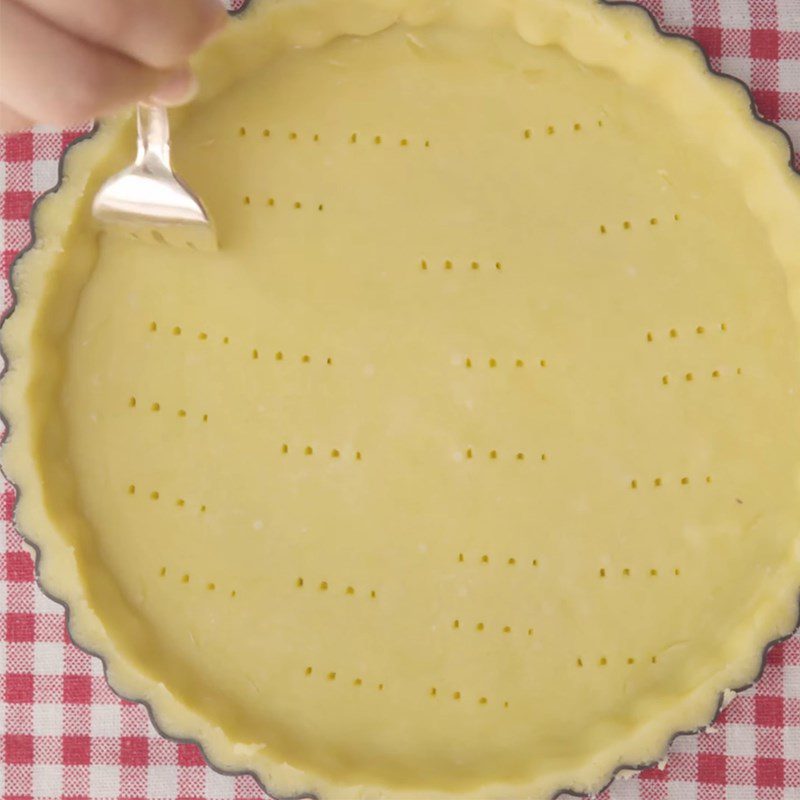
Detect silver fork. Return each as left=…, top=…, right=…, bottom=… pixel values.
left=93, top=103, right=217, bottom=251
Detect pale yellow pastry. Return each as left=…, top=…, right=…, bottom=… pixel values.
left=4, top=0, right=800, bottom=797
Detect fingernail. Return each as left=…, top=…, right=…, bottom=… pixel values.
left=150, top=69, right=199, bottom=107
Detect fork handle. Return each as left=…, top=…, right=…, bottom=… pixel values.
left=135, top=103, right=172, bottom=172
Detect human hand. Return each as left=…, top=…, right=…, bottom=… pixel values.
left=0, top=0, right=227, bottom=131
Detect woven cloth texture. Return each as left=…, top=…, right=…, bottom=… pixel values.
left=1, top=1, right=800, bottom=798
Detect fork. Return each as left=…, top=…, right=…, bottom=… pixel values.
left=93, top=103, right=217, bottom=251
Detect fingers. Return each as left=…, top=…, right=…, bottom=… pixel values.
left=16, top=0, right=227, bottom=69
left=0, top=1, right=196, bottom=127
left=0, top=102, right=34, bottom=133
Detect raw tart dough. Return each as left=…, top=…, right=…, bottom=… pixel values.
left=4, top=0, right=800, bottom=797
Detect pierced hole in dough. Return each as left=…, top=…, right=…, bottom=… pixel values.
left=181, top=574, right=190, bottom=584
left=674, top=568, right=681, bottom=576
left=267, top=198, right=275, bottom=206
left=302, top=354, right=311, bottom=363
left=623, top=221, right=632, bottom=230
left=466, top=448, right=473, bottom=459
left=420, top=259, right=428, bottom=271
left=331, top=449, right=341, bottom=459
left=479, top=697, right=488, bottom=705
left=453, top=619, right=460, bottom=629
left=674, top=213, right=681, bottom=221
left=705, top=475, right=713, bottom=484
left=532, top=559, right=539, bottom=567
left=599, top=568, right=606, bottom=578
left=320, top=581, right=328, bottom=591
left=262, top=129, right=270, bottom=137
left=650, top=218, right=658, bottom=226
left=326, top=357, right=333, bottom=365
left=650, top=569, right=658, bottom=576
left=128, top=484, right=136, bottom=495
left=150, top=491, right=160, bottom=501
left=481, top=554, right=489, bottom=564
left=444, top=260, right=453, bottom=270
left=685, top=372, right=694, bottom=382
left=712, top=370, right=720, bottom=378
left=252, top=349, right=259, bottom=360
left=546, top=125, right=555, bottom=135
left=508, top=557, right=516, bottom=565
left=669, top=329, right=678, bottom=339
left=627, top=657, right=635, bottom=665
left=149, top=322, right=157, bottom=332
left=305, top=667, right=312, bottom=676
left=318, top=204, right=324, bottom=212
left=355, top=451, right=363, bottom=461
left=223, top=336, right=230, bottom=344
left=296, top=578, right=304, bottom=588
left=354, top=678, right=363, bottom=686
left=662, top=375, right=670, bottom=386
left=540, top=454, right=548, bottom=462
left=646, top=332, right=653, bottom=342
left=476, top=622, right=485, bottom=631
left=239, top=126, right=247, bottom=137
left=458, top=553, right=465, bottom=563
left=630, top=480, right=638, bottom=490
left=654, top=478, right=662, bottom=488
left=495, top=262, right=503, bottom=271
left=527, top=628, right=534, bottom=636
left=502, top=626, right=511, bottom=634
left=230, top=590, right=236, bottom=598
left=172, top=326, right=181, bottom=336
left=623, top=568, right=631, bottom=576
left=151, top=402, right=160, bottom=412
left=516, top=453, right=525, bottom=461
left=576, top=658, right=583, bottom=667
left=471, top=261, right=480, bottom=270
left=198, top=331, right=208, bottom=340
left=524, top=129, right=532, bottom=139
left=370, top=590, right=377, bottom=599
left=128, top=397, right=136, bottom=408
left=289, top=131, right=298, bottom=140
left=599, top=657, right=607, bottom=666
left=327, top=672, right=336, bottom=681
left=202, top=414, right=208, bottom=423
left=176, top=499, right=185, bottom=507
left=651, top=655, right=658, bottom=664
left=200, top=505, right=207, bottom=513
left=275, top=351, right=284, bottom=361
left=294, top=201, right=302, bottom=210
left=680, top=477, right=689, bottom=486
left=350, top=133, right=357, bottom=143
left=159, top=567, right=166, bottom=577
left=573, top=122, right=581, bottom=131
left=400, top=138, right=408, bottom=146
left=489, top=450, right=498, bottom=460
left=281, top=444, right=289, bottom=454
left=453, top=691, right=461, bottom=700
left=345, top=586, right=355, bottom=595
left=207, top=583, right=215, bottom=591
left=374, top=135, right=382, bottom=144
left=177, top=409, right=187, bottom=418
left=243, top=196, right=251, bottom=205
left=430, top=687, right=437, bottom=697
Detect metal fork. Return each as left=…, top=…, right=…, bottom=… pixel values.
left=93, top=103, right=217, bottom=251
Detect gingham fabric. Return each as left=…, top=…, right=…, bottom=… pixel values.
left=2, top=1, right=800, bottom=798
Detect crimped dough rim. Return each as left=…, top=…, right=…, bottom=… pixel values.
left=2, top=2, right=800, bottom=798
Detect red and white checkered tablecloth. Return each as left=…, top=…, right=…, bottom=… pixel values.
left=2, top=1, right=800, bottom=798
